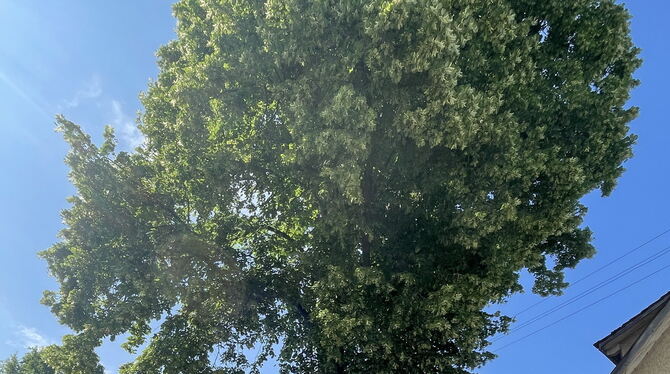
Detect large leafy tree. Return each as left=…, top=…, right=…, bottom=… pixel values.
left=40, top=0, right=639, bottom=372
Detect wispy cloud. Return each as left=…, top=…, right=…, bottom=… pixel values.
left=6, top=326, right=53, bottom=348
left=0, top=71, right=51, bottom=119
left=63, top=74, right=102, bottom=108
left=111, top=100, right=145, bottom=149
left=20, top=326, right=49, bottom=347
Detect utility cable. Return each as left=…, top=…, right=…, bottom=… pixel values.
left=493, top=261, right=670, bottom=352
left=494, top=243, right=670, bottom=342
left=513, top=226, right=670, bottom=318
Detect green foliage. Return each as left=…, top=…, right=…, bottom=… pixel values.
left=40, top=333, right=105, bottom=374
left=0, top=349, right=55, bottom=374
left=0, top=355, right=20, bottom=374
left=41, top=0, right=639, bottom=372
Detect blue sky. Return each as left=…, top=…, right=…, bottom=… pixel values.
left=0, top=1, right=667, bottom=373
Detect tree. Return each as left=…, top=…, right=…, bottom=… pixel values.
left=16, top=350, right=55, bottom=374
left=0, top=355, right=21, bottom=374
left=0, top=349, right=55, bottom=374
left=40, top=0, right=640, bottom=372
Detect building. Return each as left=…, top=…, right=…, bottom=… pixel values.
left=594, top=291, right=670, bottom=374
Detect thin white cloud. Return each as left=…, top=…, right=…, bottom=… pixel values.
left=111, top=100, right=145, bottom=149
left=64, top=74, right=102, bottom=108
left=0, top=71, right=51, bottom=119
left=20, top=326, right=49, bottom=347
left=6, top=326, right=52, bottom=348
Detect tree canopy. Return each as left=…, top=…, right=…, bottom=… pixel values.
left=39, top=0, right=639, bottom=372
left=0, top=349, right=55, bottom=374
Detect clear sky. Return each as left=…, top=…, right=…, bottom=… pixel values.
left=0, top=1, right=667, bottom=373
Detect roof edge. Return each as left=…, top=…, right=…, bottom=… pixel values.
left=594, top=290, right=670, bottom=352
left=612, top=299, right=670, bottom=374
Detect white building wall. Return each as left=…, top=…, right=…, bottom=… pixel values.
left=632, top=326, right=670, bottom=374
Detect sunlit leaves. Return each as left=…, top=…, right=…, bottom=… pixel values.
left=41, top=0, right=639, bottom=372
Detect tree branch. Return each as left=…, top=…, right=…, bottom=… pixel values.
left=264, top=225, right=296, bottom=242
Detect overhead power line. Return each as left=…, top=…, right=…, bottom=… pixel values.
left=513, top=226, right=670, bottom=318
left=493, top=261, right=670, bottom=353
left=493, top=243, right=670, bottom=342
